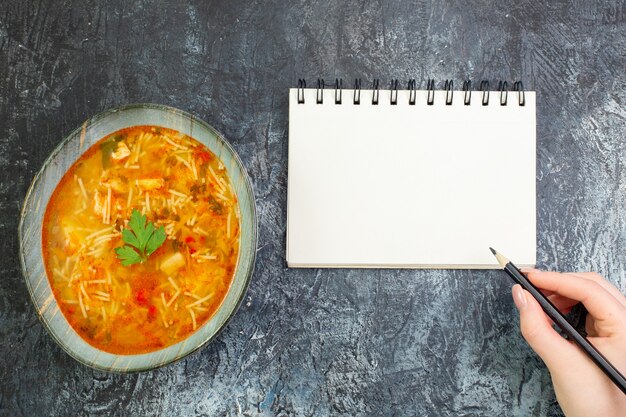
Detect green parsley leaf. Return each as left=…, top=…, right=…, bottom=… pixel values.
left=128, top=210, right=147, bottom=248
left=115, top=245, right=143, bottom=266
left=146, top=225, right=166, bottom=256
left=115, top=209, right=166, bottom=266
left=139, top=222, right=154, bottom=253
left=121, top=228, right=141, bottom=249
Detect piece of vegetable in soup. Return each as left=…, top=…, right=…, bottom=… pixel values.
left=42, top=126, right=240, bottom=354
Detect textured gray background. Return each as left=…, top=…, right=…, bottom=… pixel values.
left=1, top=0, right=625, bottom=416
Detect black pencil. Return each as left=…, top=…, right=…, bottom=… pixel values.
left=490, top=247, right=626, bottom=395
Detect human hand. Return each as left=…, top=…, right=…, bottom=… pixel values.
left=512, top=270, right=626, bottom=417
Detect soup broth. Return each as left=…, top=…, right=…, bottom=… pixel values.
left=42, top=126, right=240, bottom=354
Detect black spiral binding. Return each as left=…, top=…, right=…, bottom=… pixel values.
left=335, top=78, right=342, bottom=104
left=390, top=79, right=398, bottom=105
left=372, top=79, right=380, bottom=105
left=444, top=80, right=454, bottom=105
left=297, top=79, right=306, bottom=104
left=316, top=79, right=324, bottom=104
left=513, top=81, right=525, bottom=106
left=408, top=79, right=416, bottom=105
left=296, top=79, right=526, bottom=106
left=462, top=80, right=472, bottom=105
left=498, top=81, right=508, bottom=105
left=480, top=80, right=490, bottom=106
left=427, top=79, right=435, bottom=105
left=354, top=78, right=361, bottom=104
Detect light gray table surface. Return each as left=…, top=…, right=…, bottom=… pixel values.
left=1, top=1, right=625, bottom=416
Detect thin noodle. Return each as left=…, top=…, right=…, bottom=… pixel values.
left=78, top=292, right=87, bottom=318
left=77, top=177, right=88, bottom=199
left=106, top=187, right=112, bottom=224
left=85, top=227, right=114, bottom=241
left=166, top=290, right=181, bottom=307
left=168, top=189, right=187, bottom=198
left=186, top=292, right=213, bottom=308
left=208, top=166, right=226, bottom=192
left=184, top=291, right=200, bottom=300
left=167, top=277, right=179, bottom=291
left=191, top=157, right=198, bottom=179
left=189, top=308, right=197, bottom=330
left=163, top=136, right=187, bottom=150
left=127, top=187, right=133, bottom=209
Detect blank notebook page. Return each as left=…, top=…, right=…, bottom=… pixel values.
left=287, top=88, right=536, bottom=268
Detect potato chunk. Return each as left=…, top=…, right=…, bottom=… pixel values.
left=111, top=141, right=131, bottom=161
left=160, top=252, right=185, bottom=275
left=137, top=178, right=164, bottom=190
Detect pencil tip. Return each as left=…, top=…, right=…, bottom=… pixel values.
left=489, top=247, right=497, bottom=255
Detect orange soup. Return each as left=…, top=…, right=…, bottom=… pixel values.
left=42, top=126, right=240, bottom=354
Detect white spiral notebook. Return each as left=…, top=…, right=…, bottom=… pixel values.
left=287, top=79, right=536, bottom=268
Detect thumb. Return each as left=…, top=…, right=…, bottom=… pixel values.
left=512, top=285, right=579, bottom=369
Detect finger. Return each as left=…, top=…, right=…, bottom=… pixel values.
left=512, top=285, right=580, bottom=368
left=586, top=314, right=599, bottom=337
left=525, top=271, right=626, bottom=322
left=521, top=269, right=626, bottom=305
left=567, top=272, right=626, bottom=308
left=520, top=267, right=541, bottom=275
left=519, top=269, right=560, bottom=296
left=526, top=288, right=557, bottom=298
left=546, top=293, right=579, bottom=311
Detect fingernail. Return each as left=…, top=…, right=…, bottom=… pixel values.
left=512, top=285, right=527, bottom=310
left=520, top=267, right=539, bottom=274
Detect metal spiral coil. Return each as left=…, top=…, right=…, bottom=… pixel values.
left=335, top=78, right=343, bottom=104
left=426, top=79, right=435, bottom=105
left=513, top=81, right=525, bottom=106
left=390, top=79, right=398, bottom=105
left=297, top=79, right=306, bottom=104
left=462, top=80, right=472, bottom=105
left=353, top=78, right=361, bottom=104
left=444, top=80, right=454, bottom=105
left=372, top=79, right=380, bottom=105
left=296, top=78, right=526, bottom=106
left=498, top=80, right=508, bottom=106
left=480, top=80, right=490, bottom=105
left=408, top=79, right=416, bottom=105
left=316, top=78, right=324, bottom=104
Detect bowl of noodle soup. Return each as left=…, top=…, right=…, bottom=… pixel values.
left=19, top=104, right=257, bottom=372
